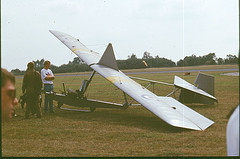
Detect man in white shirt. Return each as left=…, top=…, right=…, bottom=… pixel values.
left=41, top=60, right=55, bottom=113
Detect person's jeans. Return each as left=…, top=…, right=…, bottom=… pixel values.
left=44, top=84, right=54, bottom=113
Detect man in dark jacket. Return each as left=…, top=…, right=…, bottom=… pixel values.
left=22, top=62, right=42, bottom=119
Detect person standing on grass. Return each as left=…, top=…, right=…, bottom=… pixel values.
left=41, top=60, right=55, bottom=113
left=22, top=62, right=42, bottom=119
left=1, top=68, right=18, bottom=122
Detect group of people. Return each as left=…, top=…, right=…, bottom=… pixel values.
left=23, top=60, right=55, bottom=118
left=1, top=60, right=55, bottom=121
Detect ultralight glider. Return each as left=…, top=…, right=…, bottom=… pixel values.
left=48, top=30, right=217, bottom=131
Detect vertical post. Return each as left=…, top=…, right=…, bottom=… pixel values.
left=86, top=70, right=96, bottom=90
left=123, top=92, right=128, bottom=104
left=81, top=70, right=96, bottom=95
left=62, top=82, right=66, bottom=95
left=153, top=83, right=155, bottom=93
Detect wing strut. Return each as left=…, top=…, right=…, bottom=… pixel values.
left=166, top=87, right=180, bottom=97
left=83, top=70, right=96, bottom=94
left=122, top=92, right=129, bottom=109
left=80, top=70, right=96, bottom=97
left=67, top=70, right=96, bottom=99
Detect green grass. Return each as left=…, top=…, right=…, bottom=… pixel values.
left=2, top=65, right=239, bottom=157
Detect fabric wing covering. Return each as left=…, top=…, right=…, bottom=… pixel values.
left=49, top=30, right=214, bottom=131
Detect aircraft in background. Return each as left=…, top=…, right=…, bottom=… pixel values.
left=47, top=30, right=217, bottom=131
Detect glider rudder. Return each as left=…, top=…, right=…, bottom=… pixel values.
left=98, top=43, right=119, bottom=71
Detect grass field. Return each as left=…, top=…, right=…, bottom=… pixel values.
left=2, top=65, right=239, bottom=157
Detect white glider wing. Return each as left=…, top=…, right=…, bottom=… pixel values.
left=50, top=30, right=101, bottom=65
left=49, top=30, right=214, bottom=130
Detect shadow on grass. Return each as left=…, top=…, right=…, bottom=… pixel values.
left=54, top=107, right=191, bottom=133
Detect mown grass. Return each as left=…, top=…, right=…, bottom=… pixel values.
left=2, top=65, right=239, bottom=157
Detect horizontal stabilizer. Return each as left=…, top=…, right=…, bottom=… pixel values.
left=98, top=43, right=119, bottom=71
left=174, top=76, right=217, bottom=103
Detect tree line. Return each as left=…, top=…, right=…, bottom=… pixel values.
left=11, top=52, right=239, bottom=75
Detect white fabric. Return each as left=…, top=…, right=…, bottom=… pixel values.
left=227, top=105, right=239, bottom=156
left=41, top=68, right=54, bottom=84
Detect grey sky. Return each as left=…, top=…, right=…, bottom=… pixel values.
left=1, top=0, right=239, bottom=71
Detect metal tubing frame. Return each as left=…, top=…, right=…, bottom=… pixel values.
left=166, top=87, right=180, bottom=97
left=123, top=92, right=128, bottom=104
left=81, top=70, right=96, bottom=95
left=62, top=82, right=66, bottom=95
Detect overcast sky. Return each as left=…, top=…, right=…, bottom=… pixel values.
left=1, top=0, right=239, bottom=71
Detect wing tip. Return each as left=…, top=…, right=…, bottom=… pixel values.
left=49, top=30, right=59, bottom=35
left=49, top=30, right=54, bottom=33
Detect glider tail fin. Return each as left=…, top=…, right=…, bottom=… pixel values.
left=98, top=43, right=119, bottom=71
left=194, top=72, right=216, bottom=104
left=194, top=72, right=214, bottom=96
